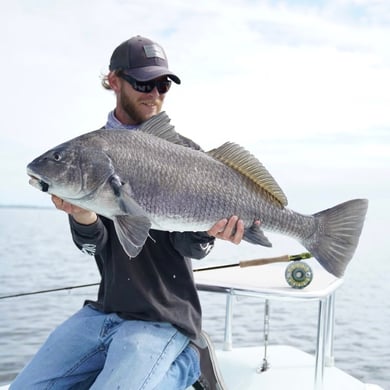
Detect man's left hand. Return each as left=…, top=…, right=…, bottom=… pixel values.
left=207, top=216, right=245, bottom=245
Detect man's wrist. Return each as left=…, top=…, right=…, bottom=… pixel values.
left=71, top=211, right=97, bottom=225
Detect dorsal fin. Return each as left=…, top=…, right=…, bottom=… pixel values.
left=138, top=111, right=201, bottom=149
left=207, top=142, right=288, bottom=206
left=138, top=111, right=176, bottom=140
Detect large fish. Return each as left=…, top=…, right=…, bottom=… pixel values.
left=27, top=112, right=368, bottom=278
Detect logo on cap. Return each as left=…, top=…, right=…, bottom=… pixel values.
left=143, top=44, right=166, bottom=60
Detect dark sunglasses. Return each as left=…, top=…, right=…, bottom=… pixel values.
left=119, top=73, right=171, bottom=94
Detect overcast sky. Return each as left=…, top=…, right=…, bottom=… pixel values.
left=1, top=0, right=389, bottom=259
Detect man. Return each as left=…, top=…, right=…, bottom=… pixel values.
left=11, top=35, right=244, bottom=389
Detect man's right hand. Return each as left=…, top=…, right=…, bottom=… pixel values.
left=51, top=195, right=97, bottom=225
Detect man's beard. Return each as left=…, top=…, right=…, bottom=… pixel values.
left=120, top=88, right=161, bottom=124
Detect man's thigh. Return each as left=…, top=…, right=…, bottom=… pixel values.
left=91, top=321, right=189, bottom=390
left=10, top=305, right=107, bottom=389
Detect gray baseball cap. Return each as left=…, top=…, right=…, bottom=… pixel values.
left=109, top=35, right=181, bottom=84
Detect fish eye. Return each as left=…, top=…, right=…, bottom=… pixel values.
left=53, top=151, right=62, bottom=161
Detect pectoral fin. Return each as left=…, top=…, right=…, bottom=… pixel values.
left=114, top=214, right=151, bottom=257
left=110, top=174, right=152, bottom=257
left=243, top=223, right=272, bottom=247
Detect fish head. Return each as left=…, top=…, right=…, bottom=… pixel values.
left=27, top=141, right=115, bottom=201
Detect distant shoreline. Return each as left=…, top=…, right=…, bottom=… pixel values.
left=0, top=204, right=52, bottom=210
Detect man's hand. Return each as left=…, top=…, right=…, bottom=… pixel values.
left=207, top=216, right=246, bottom=245
left=51, top=195, right=97, bottom=225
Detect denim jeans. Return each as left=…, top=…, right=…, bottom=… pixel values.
left=10, top=305, right=200, bottom=389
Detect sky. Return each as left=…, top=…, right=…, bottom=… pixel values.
left=1, top=0, right=389, bottom=259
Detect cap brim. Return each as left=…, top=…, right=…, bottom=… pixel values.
left=126, top=66, right=181, bottom=84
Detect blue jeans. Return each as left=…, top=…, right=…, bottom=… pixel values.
left=10, top=305, right=200, bottom=389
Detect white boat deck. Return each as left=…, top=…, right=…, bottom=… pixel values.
left=215, top=345, right=370, bottom=390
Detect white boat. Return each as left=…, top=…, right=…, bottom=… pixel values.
left=1, top=260, right=384, bottom=390
left=190, top=261, right=385, bottom=390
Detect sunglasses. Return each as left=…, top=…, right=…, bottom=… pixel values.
left=119, top=73, right=171, bottom=94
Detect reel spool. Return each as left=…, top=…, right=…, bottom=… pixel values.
left=285, top=261, right=313, bottom=289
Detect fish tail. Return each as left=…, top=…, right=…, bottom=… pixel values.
left=302, top=199, right=368, bottom=278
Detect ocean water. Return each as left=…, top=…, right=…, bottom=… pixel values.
left=0, top=207, right=389, bottom=389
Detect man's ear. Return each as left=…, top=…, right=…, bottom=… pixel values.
left=108, top=72, right=121, bottom=92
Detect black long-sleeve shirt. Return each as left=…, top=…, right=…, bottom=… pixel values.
left=69, top=215, right=215, bottom=339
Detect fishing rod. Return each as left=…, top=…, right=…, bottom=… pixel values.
left=193, top=252, right=312, bottom=272
left=0, top=252, right=313, bottom=299
left=0, top=283, right=100, bottom=300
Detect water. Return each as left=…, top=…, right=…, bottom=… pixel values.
left=0, top=207, right=389, bottom=389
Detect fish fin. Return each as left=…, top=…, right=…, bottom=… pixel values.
left=138, top=111, right=202, bottom=149
left=114, top=215, right=151, bottom=257
left=109, top=175, right=141, bottom=213
left=207, top=142, right=288, bottom=207
left=302, top=199, right=368, bottom=278
left=110, top=175, right=152, bottom=257
left=243, top=223, right=273, bottom=247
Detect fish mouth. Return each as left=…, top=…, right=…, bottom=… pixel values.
left=29, top=175, right=50, bottom=192
left=27, top=169, right=50, bottom=193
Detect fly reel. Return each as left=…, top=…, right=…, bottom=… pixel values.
left=285, top=261, right=313, bottom=289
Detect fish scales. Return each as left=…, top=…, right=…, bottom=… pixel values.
left=99, top=130, right=269, bottom=229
